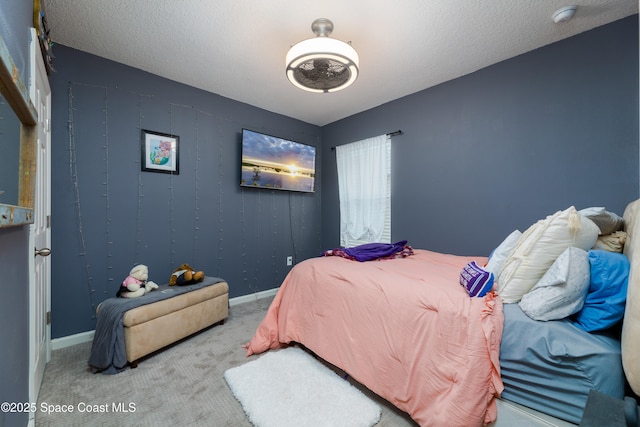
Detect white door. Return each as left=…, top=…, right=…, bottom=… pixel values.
left=28, top=28, right=51, bottom=421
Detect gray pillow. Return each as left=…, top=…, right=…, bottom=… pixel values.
left=579, top=207, right=624, bottom=235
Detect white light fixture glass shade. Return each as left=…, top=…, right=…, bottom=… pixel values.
left=286, top=20, right=359, bottom=93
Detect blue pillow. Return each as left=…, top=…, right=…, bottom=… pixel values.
left=573, top=250, right=630, bottom=332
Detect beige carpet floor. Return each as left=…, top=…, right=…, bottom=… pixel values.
left=36, top=297, right=417, bottom=427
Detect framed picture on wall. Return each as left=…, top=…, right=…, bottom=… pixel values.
left=141, top=129, right=180, bottom=174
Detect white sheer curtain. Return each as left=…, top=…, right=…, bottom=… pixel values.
left=336, top=134, right=389, bottom=247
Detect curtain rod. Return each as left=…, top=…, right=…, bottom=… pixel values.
left=330, top=130, right=403, bottom=151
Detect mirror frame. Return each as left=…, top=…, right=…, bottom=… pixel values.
left=0, top=34, right=38, bottom=228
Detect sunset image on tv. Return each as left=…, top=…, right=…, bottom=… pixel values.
left=240, top=129, right=316, bottom=192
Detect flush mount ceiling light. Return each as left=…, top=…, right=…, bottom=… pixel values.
left=552, top=6, right=577, bottom=24
left=286, top=18, right=359, bottom=93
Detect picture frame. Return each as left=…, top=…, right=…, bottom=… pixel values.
left=141, top=129, right=180, bottom=174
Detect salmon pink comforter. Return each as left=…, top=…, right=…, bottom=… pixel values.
left=244, top=249, right=504, bottom=426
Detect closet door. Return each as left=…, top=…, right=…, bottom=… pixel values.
left=29, top=27, right=51, bottom=418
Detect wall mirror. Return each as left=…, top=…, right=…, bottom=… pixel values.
left=0, top=93, right=21, bottom=206
left=0, top=34, right=38, bottom=227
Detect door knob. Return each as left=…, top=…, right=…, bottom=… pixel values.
left=35, top=247, right=51, bottom=257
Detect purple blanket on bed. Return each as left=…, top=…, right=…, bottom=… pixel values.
left=324, top=240, right=413, bottom=262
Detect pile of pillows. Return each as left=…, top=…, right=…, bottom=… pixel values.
left=485, top=206, right=630, bottom=332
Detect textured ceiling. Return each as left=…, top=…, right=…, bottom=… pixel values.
left=43, top=0, right=637, bottom=126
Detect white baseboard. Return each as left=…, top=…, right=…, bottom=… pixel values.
left=51, top=330, right=95, bottom=351
left=50, top=287, right=279, bottom=350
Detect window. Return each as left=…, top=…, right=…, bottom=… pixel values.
left=336, top=135, right=391, bottom=247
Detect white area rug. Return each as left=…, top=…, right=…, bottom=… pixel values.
left=224, top=346, right=381, bottom=427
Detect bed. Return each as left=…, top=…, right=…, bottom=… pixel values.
left=244, top=201, right=639, bottom=426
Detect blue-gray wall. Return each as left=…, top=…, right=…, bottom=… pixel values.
left=49, top=46, right=323, bottom=338
left=0, top=1, right=34, bottom=426
left=322, top=15, right=639, bottom=256
left=0, top=228, right=30, bottom=427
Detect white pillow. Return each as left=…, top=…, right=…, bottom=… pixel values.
left=485, top=230, right=521, bottom=275
left=497, top=206, right=599, bottom=303
left=518, top=247, right=590, bottom=321
left=622, top=199, right=640, bottom=395
left=579, top=207, right=624, bottom=235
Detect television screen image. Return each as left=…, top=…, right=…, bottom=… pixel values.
left=240, top=129, right=316, bottom=192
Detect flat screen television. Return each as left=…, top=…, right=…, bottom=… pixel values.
left=240, top=129, right=316, bottom=193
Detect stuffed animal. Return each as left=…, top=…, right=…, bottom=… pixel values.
left=116, top=264, right=159, bottom=298
left=169, top=263, right=205, bottom=286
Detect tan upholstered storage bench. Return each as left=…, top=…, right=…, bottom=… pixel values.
left=120, top=280, right=228, bottom=366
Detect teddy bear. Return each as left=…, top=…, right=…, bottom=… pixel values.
left=116, top=264, right=159, bottom=298
left=169, top=263, right=205, bottom=286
